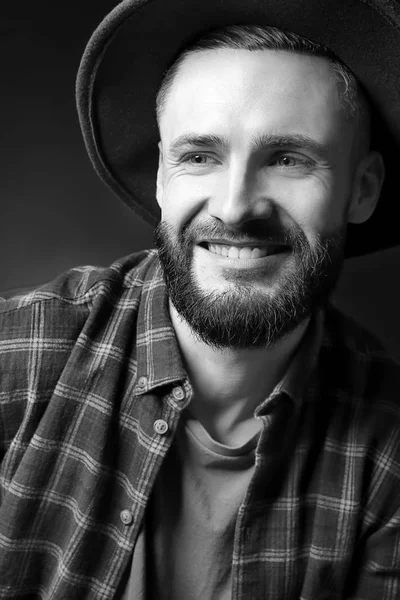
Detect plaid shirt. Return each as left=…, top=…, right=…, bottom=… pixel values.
left=0, top=249, right=399, bottom=599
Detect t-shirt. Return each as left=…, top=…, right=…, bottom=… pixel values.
left=121, top=411, right=260, bottom=599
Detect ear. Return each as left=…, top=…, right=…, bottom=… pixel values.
left=156, top=141, right=164, bottom=209
left=348, top=151, right=385, bottom=224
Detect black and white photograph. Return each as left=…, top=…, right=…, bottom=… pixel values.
left=1, top=1, right=400, bottom=598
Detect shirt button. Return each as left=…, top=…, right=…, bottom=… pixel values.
left=172, top=386, right=185, bottom=400
left=120, top=509, right=133, bottom=526
left=153, top=419, right=169, bottom=435
left=137, top=376, right=147, bottom=388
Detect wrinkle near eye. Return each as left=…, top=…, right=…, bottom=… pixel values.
left=165, top=156, right=187, bottom=169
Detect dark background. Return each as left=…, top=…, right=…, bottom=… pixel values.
left=2, top=1, right=400, bottom=361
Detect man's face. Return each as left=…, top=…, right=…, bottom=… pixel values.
left=154, top=49, right=360, bottom=349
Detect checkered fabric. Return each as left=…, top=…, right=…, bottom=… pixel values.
left=0, top=249, right=399, bottom=599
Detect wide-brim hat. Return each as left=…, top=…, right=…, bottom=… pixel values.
left=76, top=0, right=400, bottom=258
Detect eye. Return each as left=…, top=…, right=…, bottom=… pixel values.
left=188, top=154, right=209, bottom=165
left=277, top=155, right=297, bottom=167
left=271, top=153, right=313, bottom=169
left=181, top=152, right=220, bottom=170
left=183, top=153, right=215, bottom=166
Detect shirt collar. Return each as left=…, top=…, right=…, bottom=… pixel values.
left=279, top=307, right=324, bottom=402
left=133, top=251, right=188, bottom=396
left=254, top=308, right=324, bottom=417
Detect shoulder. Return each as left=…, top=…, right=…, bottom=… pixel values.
left=319, top=306, right=400, bottom=523
left=322, top=303, right=400, bottom=390
left=0, top=248, right=159, bottom=379
left=318, top=304, right=400, bottom=451
left=0, top=250, right=160, bottom=452
left=0, top=249, right=158, bottom=314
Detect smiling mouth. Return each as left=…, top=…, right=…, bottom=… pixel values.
left=198, top=242, right=288, bottom=259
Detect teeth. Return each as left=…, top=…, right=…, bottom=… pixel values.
left=207, top=244, right=272, bottom=259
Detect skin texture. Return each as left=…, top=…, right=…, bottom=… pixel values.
left=154, top=49, right=384, bottom=444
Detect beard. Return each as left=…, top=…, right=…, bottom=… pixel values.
left=154, top=217, right=346, bottom=350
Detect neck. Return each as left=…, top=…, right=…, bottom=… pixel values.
left=169, top=300, right=309, bottom=443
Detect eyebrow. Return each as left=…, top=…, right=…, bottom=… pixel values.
left=168, top=132, right=328, bottom=156
left=169, top=134, right=228, bottom=153
left=251, top=133, right=327, bottom=155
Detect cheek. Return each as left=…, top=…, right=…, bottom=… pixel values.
left=281, top=179, right=348, bottom=239
left=161, top=172, right=216, bottom=220
left=295, top=202, right=349, bottom=242
left=314, top=177, right=353, bottom=233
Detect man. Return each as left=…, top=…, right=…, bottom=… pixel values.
left=0, top=0, right=399, bottom=598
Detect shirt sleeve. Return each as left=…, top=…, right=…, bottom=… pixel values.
left=0, top=288, right=88, bottom=469
left=349, top=506, right=400, bottom=599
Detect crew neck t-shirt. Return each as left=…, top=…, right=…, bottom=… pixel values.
left=120, top=411, right=260, bottom=599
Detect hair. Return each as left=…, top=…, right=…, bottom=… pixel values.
left=156, top=24, right=371, bottom=154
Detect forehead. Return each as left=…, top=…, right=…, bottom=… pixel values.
left=175, top=47, right=336, bottom=91
left=159, top=48, right=347, bottom=143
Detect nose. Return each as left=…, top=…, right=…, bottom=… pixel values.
left=207, top=163, right=274, bottom=226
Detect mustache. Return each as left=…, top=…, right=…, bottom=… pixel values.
left=179, top=219, right=307, bottom=250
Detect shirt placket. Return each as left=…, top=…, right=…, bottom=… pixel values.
left=111, top=380, right=192, bottom=596
left=231, top=393, right=298, bottom=600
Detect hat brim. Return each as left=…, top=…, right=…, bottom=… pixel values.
left=76, top=0, right=400, bottom=258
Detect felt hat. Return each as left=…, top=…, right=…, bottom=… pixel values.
left=76, top=0, right=400, bottom=258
